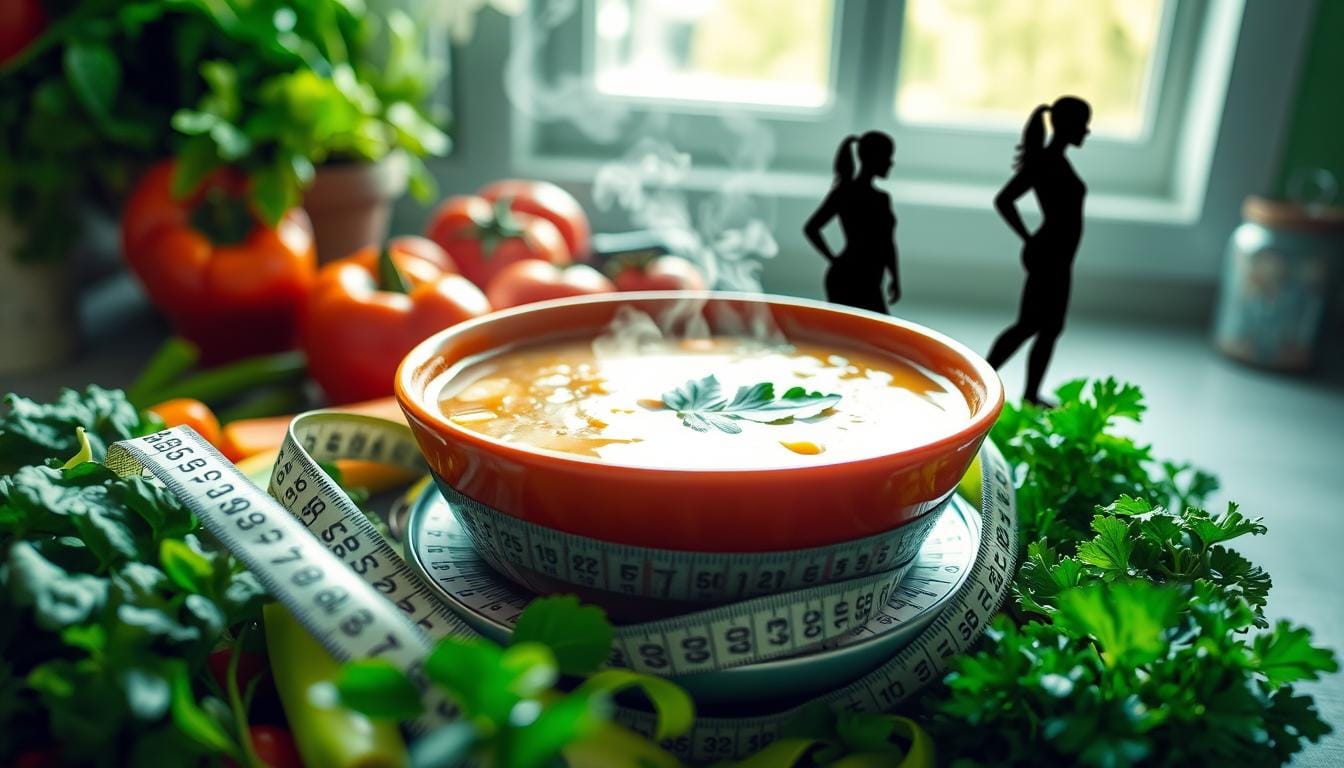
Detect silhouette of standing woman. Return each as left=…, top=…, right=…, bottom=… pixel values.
left=804, top=131, right=900, bottom=314
left=986, top=97, right=1092, bottom=406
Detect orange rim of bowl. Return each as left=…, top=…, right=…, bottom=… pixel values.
left=395, top=290, right=1005, bottom=479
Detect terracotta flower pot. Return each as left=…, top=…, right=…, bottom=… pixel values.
left=303, top=153, right=409, bottom=263
left=0, top=214, right=76, bottom=375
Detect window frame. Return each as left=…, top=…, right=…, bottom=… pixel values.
left=863, top=0, right=1204, bottom=200
left=510, top=0, right=1258, bottom=225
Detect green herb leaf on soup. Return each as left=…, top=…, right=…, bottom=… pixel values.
left=660, top=375, right=841, bottom=435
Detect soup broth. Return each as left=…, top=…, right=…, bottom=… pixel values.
left=436, top=336, right=968, bottom=469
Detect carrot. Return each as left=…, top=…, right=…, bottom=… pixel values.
left=148, top=398, right=224, bottom=449
left=219, top=397, right=405, bottom=462
left=236, top=450, right=418, bottom=495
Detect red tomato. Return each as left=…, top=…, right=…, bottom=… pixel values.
left=0, top=0, right=46, bottom=64
left=12, top=749, right=58, bottom=768
left=247, top=726, right=302, bottom=768
left=478, top=179, right=591, bottom=260
left=485, top=261, right=615, bottom=310
left=207, top=648, right=267, bottom=695
left=611, top=255, right=707, bottom=292
left=425, top=195, right=570, bottom=289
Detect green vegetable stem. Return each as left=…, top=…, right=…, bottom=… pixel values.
left=263, top=602, right=410, bottom=768
left=127, top=338, right=202, bottom=408
left=135, top=350, right=306, bottom=409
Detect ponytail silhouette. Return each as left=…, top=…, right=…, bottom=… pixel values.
left=833, top=135, right=859, bottom=186
left=1014, top=104, right=1050, bottom=170
left=805, top=130, right=899, bottom=314
left=987, top=96, right=1092, bottom=406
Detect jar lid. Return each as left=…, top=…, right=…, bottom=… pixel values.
left=1243, top=196, right=1344, bottom=233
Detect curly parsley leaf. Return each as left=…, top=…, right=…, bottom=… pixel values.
left=1054, top=581, right=1181, bottom=667
left=659, top=375, right=841, bottom=434
left=1253, top=623, right=1340, bottom=688
left=936, top=582, right=1337, bottom=767
left=991, top=378, right=1218, bottom=551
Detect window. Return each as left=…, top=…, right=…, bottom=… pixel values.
left=516, top=0, right=1241, bottom=216
left=894, top=0, right=1169, bottom=139
left=592, top=0, right=836, bottom=108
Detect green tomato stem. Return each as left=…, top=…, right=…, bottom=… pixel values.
left=377, top=244, right=411, bottom=294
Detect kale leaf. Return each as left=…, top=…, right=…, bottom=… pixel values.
left=0, top=387, right=262, bottom=766
left=0, top=386, right=159, bottom=473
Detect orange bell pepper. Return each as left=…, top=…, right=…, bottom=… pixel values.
left=121, top=161, right=317, bottom=364
left=301, top=236, right=491, bottom=403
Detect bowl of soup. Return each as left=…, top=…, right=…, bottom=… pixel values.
left=396, top=292, right=1002, bottom=552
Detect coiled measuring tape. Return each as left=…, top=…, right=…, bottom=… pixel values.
left=108, top=411, right=1017, bottom=763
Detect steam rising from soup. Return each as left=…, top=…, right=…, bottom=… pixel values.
left=434, top=310, right=968, bottom=470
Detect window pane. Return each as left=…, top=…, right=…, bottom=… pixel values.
left=895, top=0, right=1168, bottom=137
left=594, top=0, right=835, bottom=107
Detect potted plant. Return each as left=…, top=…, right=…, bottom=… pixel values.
left=168, top=0, right=451, bottom=261
left=0, top=0, right=197, bottom=373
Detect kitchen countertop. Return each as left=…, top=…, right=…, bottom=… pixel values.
left=3, top=277, right=1341, bottom=765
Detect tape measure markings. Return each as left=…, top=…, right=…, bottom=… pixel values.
left=441, top=480, right=946, bottom=604
left=612, top=445, right=1016, bottom=762
left=411, top=500, right=975, bottom=676
left=105, top=425, right=461, bottom=732
left=108, top=412, right=1017, bottom=764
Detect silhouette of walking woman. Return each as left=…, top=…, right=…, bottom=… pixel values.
left=804, top=131, right=899, bottom=314
left=986, top=97, right=1092, bottom=406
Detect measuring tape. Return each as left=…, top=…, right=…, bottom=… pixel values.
left=408, top=481, right=979, bottom=709
left=108, top=411, right=1017, bottom=763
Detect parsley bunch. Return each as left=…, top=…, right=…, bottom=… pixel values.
left=0, top=388, right=266, bottom=766
left=925, top=379, right=1337, bottom=767
left=991, top=378, right=1219, bottom=551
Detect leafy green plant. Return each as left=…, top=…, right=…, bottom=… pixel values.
left=168, top=0, right=450, bottom=224
left=337, top=596, right=692, bottom=768
left=1016, top=496, right=1273, bottom=624
left=990, top=377, right=1219, bottom=553
left=923, top=379, right=1336, bottom=767
left=0, top=0, right=450, bottom=262
left=0, top=387, right=268, bottom=766
left=0, top=1, right=198, bottom=261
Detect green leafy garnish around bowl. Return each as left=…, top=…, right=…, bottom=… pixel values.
left=659, top=375, right=841, bottom=434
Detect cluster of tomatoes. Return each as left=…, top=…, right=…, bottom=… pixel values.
left=426, top=179, right=705, bottom=310
left=119, top=163, right=707, bottom=404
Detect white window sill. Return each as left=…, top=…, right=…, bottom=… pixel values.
left=517, top=152, right=1202, bottom=225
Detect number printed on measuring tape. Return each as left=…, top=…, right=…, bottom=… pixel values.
left=108, top=412, right=1017, bottom=763
left=106, top=416, right=474, bottom=733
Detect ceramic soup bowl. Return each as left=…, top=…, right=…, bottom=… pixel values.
left=396, top=292, right=1002, bottom=553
